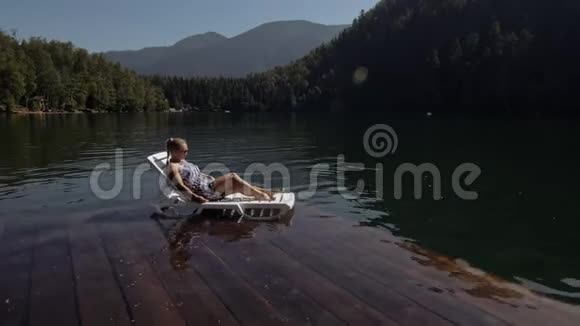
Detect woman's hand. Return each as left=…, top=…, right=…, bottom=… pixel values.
left=191, top=193, right=209, bottom=204
left=168, top=163, right=209, bottom=204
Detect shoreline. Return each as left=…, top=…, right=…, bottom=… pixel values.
left=3, top=111, right=91, bottom=115
left=1, top=107, right=102, bottom=115
left=1, top=108, right=224, bottom=115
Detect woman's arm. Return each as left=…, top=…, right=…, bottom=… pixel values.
left=168, top=164, right=209, bottom=203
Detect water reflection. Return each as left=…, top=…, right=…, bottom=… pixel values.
left=153, top=212, right=294, bottom=271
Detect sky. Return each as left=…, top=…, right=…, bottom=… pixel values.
left=1, top=0, right=379, bottom=52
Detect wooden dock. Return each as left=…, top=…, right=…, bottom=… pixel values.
left=1, top=204, right=579, bottom=326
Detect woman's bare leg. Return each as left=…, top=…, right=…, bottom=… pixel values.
left=214, top=173, right=271, bottom=200
left=227, top=177, right=270, bottom=200
left=254, top=186, right=276, bottom=197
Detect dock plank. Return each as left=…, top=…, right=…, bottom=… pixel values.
left=199, top=229, right=345, bottom=326
left=276, top=211, right=507, bottom=325
left=97, top=221, right=186, bottom=326
left=329, top=228, right=580, bottom=326
left=178, top=233, right=288, bottom=325
left=283, top=215, right=508, bottom=325
left=131, top=219, right=240, bottom=326
left=68, top=222, right=132, bottom=326
left=29, top=227, right=79, bottom=326
left=196, top=230, right=397, bottom=325
left=0, top=220, right=35, bottom=326
left=268, top=236, right=455, bottom=326
left=285, top=212, right=580, bottom=326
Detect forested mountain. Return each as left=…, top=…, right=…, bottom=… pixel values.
left=104, top=21, right=348, bottom=77
left=0, top=32, right=168, bottom=112
left=152, top=0, right=580, bottom=115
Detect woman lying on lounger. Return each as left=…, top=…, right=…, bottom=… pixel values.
left=165, top=137, right=272, bottom=203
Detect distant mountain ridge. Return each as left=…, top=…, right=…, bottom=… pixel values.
left=103, top=20, right=348, bottom=77
left=172, top=32, right=227, bottom=50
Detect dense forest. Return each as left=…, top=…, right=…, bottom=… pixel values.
left=152, top=0, right=580, bottom=115
left=0, top=31, right=168, bottom=112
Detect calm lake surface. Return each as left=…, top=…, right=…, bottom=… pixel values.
left=1, top=112, right=579, bottom=303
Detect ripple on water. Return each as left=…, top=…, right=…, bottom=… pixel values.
left=516, top=277, right=580, bottom=301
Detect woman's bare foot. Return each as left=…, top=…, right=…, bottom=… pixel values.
left=256, top=191, right=271, bottom=201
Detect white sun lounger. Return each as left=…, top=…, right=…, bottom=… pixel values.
left=147, top=152, right=295, bottom=222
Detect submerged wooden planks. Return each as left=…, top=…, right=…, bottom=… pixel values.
left=29, top=227, right=79, bottom=326
left=1, top=206, right=580, bottom=326
left=68, top=223, right=132, bottom=326
left=0, top=219, right=36, bottom=326
left=97, top=221, right=186, bottom=326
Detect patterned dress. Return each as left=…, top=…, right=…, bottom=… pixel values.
left=179, top=161, right=222, bottom=200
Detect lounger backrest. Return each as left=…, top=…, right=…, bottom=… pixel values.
left=147, top=152, right=169, bottom=177
left=147, top=152, right=186, bottom=201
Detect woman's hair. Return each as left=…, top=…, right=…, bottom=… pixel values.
left=166, top=137, right=187, bottom=163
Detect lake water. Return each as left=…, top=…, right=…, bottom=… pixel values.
left=1, top=112, right=579, bottom=303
